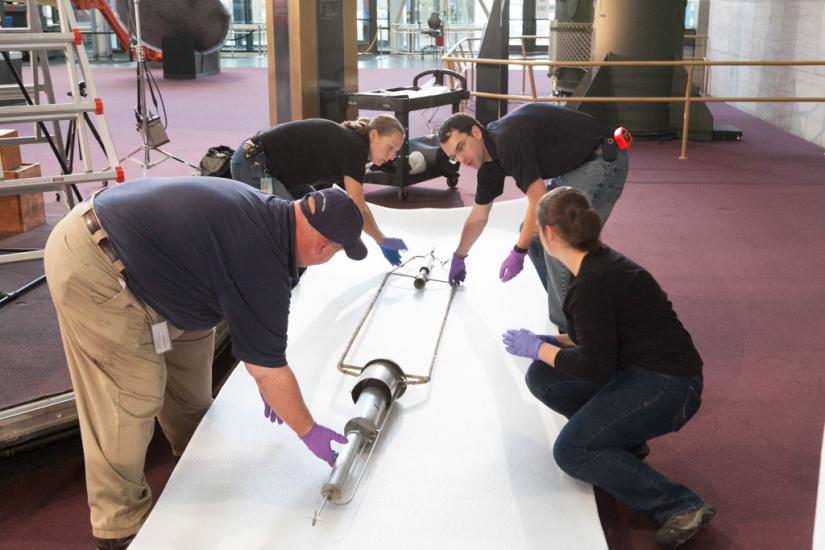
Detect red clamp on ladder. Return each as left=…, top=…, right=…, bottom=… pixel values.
left=94, top=98, right=103, bottom=115
left=72, top=28, right=82, bottom=45
left=614, top=127, right=633, bottom=150
left=115, top=166, right=125, bottom=182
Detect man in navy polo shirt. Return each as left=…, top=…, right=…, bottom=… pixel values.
left=438, top=104, right=629, bottom=332
left=44, top=177, right=366, bottom=549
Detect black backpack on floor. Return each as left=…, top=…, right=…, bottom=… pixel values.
left=199, top=145, right=234, bottom=178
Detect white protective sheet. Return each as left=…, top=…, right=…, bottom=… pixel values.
left=814, top=424, right=825, bottom=550
left=130, top=198, right=608, bottom=550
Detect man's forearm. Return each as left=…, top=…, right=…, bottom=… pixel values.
left=456, top=204, right=491, bottom=256
left=247, top=363, right=314, bottom=436
left=517, top=180, right=546, bottom=249
left=517, top=207, right=539, bottom=249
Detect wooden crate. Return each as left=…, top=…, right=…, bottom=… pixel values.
left=0, top=162, right=45, bottom=233
left=0, top=129, right=22, bottom=172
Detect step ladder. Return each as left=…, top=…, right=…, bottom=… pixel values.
left=0, top=0, right=123, bottom=211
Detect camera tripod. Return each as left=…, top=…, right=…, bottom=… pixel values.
left=117, top=0, right=198, bottom=176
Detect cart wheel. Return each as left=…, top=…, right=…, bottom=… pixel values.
left=447, top=176, right=459, bottom=189
left=397, top=187, right=408, bottom=201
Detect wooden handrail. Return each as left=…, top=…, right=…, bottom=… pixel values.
left=443, top=56, right=825, bottom=68
left=440, top=54, right=825, bottom=159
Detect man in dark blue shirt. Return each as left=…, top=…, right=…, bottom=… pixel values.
left=438, top=104, right=629, bottom=332
left=44, top=177, right=366, bottom=548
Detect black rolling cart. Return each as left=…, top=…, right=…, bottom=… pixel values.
left=346, top=69, right=470, bottom=200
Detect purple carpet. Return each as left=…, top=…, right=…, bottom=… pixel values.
left=0, top=65, right=824, bottom=550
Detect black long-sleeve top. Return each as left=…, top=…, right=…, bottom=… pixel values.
left=554, top=246, right=703, bottom=386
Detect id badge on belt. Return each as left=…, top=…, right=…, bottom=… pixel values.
left=151, top=321, right=172, bottom=354
left=260, top=177, right=274, bottom=195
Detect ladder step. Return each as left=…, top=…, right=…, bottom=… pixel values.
left=0, top=169, right=121, bottom=195
left=0, top=134, right=44, bottom=147
left=0, top=102, right=97, bottom=124
left=0, top=31, right=82, bottom=51
left=0, top=83, right=42, bottom=101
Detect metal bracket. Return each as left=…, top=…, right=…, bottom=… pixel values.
left=336, top=250, right=458, bottom=385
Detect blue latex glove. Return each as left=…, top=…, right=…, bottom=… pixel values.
left=260, top=391, right=283, bottom=425
left=499, top=249, right=526, bottom=282
left=379, top=237, right=408, bottom=267
left=300, top=423, right=348, bottom=466
left=502, top=328, right=543, bottom=360
left=449, top=253, right=467, bottom=285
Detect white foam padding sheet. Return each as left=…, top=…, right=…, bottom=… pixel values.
left=130, top=198, right=608, bottom=550
left=814, top=424, right=825, bottom=550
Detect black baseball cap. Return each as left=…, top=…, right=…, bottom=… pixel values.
left=300, top=188, right=367, bottom=261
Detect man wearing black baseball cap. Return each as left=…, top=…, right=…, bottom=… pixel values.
left=44, top=176, right=366, bottom=549
left=299, top=187, right=368, bottom=261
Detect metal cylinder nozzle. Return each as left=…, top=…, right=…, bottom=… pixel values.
left=320, top=360, right=407, bottom=502
left=351, top=359, right=407, bottom=404
left=345, top=386, right=389, bottom=437
left=321, top=431, right=365, bottom=500
left=414, top=251, right=436, bottom=289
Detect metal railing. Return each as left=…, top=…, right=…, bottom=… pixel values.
left=389, top=23, right=482, bottom=56
left=441, top=52, right=825, bottom=159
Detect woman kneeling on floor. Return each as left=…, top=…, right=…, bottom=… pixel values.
left=501, top=186, right=714, bottom=549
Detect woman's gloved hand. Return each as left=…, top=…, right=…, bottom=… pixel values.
left=538, top=334, right=562, bottom=347
left=378, top=237, right=408, bottom=266
left=502, top=328, right=543, bottom=360
left=499, top=249, right=526, bottom=282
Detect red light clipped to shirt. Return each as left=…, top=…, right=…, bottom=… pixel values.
left=614, top=127, right=633, bottom=150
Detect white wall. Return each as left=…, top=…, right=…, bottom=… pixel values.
left=707, top=0, right=825, bottom=147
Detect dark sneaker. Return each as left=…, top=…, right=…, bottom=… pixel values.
left=628, top=442, right=650, bottom=461
left=655, top=502, right=715, bottom=548
left=94, top=534, right=136, bottom=550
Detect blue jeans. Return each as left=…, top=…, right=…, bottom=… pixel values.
left=527, top=150, right=628, bottom=332
left=525, top=363, right=704, bottom=524
left=229, top=144, right=313, bottom=200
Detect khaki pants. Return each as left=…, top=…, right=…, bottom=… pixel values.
left=44, top=198, right=215, bottom=539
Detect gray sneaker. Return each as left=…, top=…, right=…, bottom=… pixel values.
left=655, top=502, right=715, bottom=548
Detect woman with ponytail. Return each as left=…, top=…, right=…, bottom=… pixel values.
left=501, top=187, right=714, bottom=548
left=231, top=115, right=409, bottom=266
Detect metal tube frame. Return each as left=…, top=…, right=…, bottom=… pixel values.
left=337, top=253, right=457, bottom=385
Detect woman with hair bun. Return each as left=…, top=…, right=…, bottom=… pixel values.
left=502, top=187, right=714, bottom=549
left=231, top=115, right=408, bottom=266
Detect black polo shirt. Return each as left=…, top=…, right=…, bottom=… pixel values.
left=95, top=176, right=299, bottom=368
left=475, top=103, right=610, bottom=205
left=256, top=119, right=370, bottom=189
left=554, top=246, right=703, bottom=386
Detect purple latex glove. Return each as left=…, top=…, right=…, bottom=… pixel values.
left=260, top=391, right=283, bottom=425
left=300, top=423, right=348, bottom=466
left=502, top=328, right=543, bottom=360
left=499, top=249, right=526, bottom=282
left=538, top=334, right=562, bottom=347
left=449, top=254, right=467, bottom=285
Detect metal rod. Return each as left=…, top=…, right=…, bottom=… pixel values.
left=0, top=275, right=47, bottom=309
left=680, top=65, right=695, bottom=161
left=311, top=398, right=398, bottom=525
left=442, top=56, right=825, bottom=68
left=337, top=254, right=457, bottom=384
